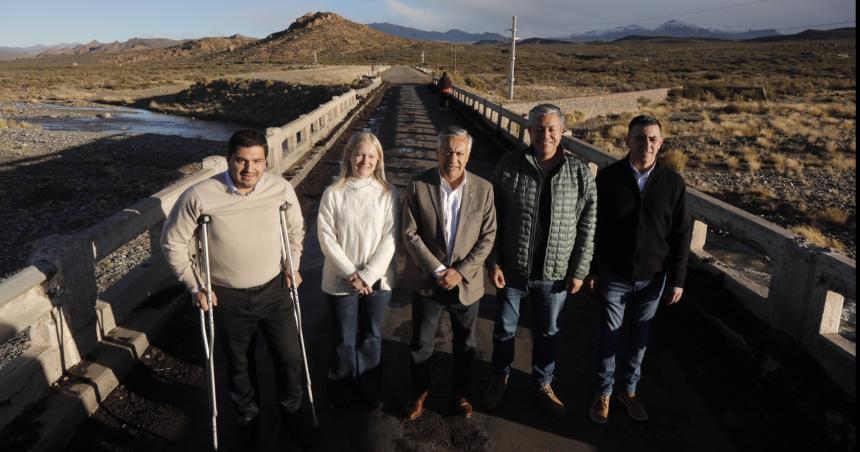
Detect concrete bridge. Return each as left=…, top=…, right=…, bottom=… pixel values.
left=0, top=67, right=854, bottom=451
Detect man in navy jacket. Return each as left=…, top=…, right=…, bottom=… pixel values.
left=586, top=115, right=692, bottom=424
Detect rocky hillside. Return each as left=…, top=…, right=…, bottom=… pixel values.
left=106, top=34, right=258, bottom=63
left=224, top=11, right=415, bottom=63
left=39, top=38, right=183, bottom=56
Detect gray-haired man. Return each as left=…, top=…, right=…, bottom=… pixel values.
left=483, top=104, right=597, bottom=418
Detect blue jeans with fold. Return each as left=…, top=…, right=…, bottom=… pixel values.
left=327, top=290, right=391, bottom=402
left=595, top=270, right=666, bottom=396
left=491, top=279, right=568, bottom=388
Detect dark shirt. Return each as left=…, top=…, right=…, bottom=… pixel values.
left=592, top=158, right=692, bottom=287
left=529, top=157, right=563, bottom=280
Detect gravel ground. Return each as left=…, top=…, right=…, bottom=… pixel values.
left=0, top=125, right=220, bottom=282
left=0, top=104, right=224, bottom=371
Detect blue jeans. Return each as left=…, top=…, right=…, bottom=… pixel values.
left=327, top=290, right=391, bottom=401
left=595, top=270, right=666, bottom=396
left=491, top=280, right=568, bottom=387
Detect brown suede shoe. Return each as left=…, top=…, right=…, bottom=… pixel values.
left=453, top=394, right=473, bottom=419
left=406, top=391, right=429, bottom=421
left=589, top=394, right=610, bottom=424
left=616, top=392, right=648, bottom=421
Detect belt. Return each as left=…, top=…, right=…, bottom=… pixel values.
left=221, top=274, right=280, bottom=293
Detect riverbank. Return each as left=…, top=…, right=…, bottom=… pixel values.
left=0, top=120, right=221, bottom=281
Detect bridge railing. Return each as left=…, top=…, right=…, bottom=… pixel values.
left=0, top=73, right=386, bottom=435
left=447, top=83, right=856, bottom=396
left=265, top=71, right=385, bottom=173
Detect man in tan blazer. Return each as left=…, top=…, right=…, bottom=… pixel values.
left=401, top=126, right=497, bottom=420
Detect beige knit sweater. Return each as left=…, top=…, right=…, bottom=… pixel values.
left=161, top=172, right=304, bottom=291
left=317, top=177, right=398, bottom=295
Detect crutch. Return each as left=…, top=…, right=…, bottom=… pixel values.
left=197, top=215, right=219, bottom=450
left=278, top=202, right=319, bottom=428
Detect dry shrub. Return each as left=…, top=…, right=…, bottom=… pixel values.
left=564, top=111, right=586, bottom=124
left=814, top=207, right=850, bottom=226
left=755, top=136, right=774, bottom=149
left=743, top=151, right=761, bottom=174
left=749, top=183, right=774, bottom=200
left=829, top=155, right=856, bottom=172
left=608, top=124, right=628, bottom=142
left=0, top=117, right=40, bottom=129
left=773, top=153, right=804, bottom=176
left=825, top=103, right=856, bottom=119
left=824, top=141, right=840, bottom=153
left=726, top=155, right=739, bottom=169
left=790, top=225, right=846, bottom=252
left=660, top=149, right=687, bottom=172
left=720, top=119, right=758, bottom=137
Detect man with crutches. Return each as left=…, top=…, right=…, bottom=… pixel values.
left=161, top=129, right=309, bottom=448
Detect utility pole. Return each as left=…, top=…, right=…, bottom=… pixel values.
left=453, top=44, right=457, bottom=73
left=421, top=50, right=425, bottom=65
left=313, top=51, right=318, bottom=65
left=507, top=16, right=518, bottom=101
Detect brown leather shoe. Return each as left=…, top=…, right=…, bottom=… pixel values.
left=453, top=394, right=473, bottom=419
left=406, top=391, right=429, bottom=420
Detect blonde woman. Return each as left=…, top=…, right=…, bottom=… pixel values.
left=318, top=131, right=398, bottom=411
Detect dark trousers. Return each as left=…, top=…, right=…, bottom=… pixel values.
left=213, top=275, right=304, bottom=414
left=326, top=291, right=391, bottom=402
left=410, top=288, right=479, bottom=395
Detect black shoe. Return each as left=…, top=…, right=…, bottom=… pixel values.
left=362, top=397, right=383, bottom=412
left=237, top=403, right=259, bottom=426
left=281, top=407, right=319, bottom=449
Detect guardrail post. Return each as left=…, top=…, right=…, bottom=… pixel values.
left=690, top=219, right=708, bottom=253
left=29, top=234, right=99, bottom=369
left=768, top=243, right=816, bottom=336
left=265, top=127, right=284, bottom=173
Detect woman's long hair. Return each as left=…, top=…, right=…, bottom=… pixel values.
left=332, top=131, right=391, bottom=192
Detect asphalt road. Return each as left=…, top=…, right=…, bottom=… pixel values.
left=65, top=66, right=739, bottom=452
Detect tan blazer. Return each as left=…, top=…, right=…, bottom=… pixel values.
left=401, top=168, right=497, bottom=305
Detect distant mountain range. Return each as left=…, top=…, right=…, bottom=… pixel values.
left=566, top=20, right=779, bottom=41
left=0, top=43, right=78, bottom=60
left=367, top=23, right=505, bottom=43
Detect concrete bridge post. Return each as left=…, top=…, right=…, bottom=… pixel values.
left=768, top=242, right=817, bottom=337
left=28, top=234, right=99, bottom=373
left=266, top=127, right=284, bottom=172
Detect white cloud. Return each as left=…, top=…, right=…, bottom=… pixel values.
left=384, top=0, right=444, bottom=28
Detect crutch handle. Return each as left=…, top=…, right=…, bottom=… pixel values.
left=197, top=214, right=211, bottom=225
left=280, top=202, right=289, bottom=212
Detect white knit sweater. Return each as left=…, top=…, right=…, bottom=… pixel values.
left=317, top=177, right=399, bottom=295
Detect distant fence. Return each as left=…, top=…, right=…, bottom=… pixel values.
left=444, top=80, right=856, bottom=396
left=0, top=73, right=386, bottom=442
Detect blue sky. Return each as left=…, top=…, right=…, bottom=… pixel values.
left=0, top=0, right=855, bottom=47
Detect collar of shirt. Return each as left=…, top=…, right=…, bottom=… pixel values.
left=223, top=171, right=265, bottom=196
left=438, top=171, right=467, bottom=267
left=628, top=159, right=655, bottom=192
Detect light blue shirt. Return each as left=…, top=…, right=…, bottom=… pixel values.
left=223, top=171, right=265, bottom=196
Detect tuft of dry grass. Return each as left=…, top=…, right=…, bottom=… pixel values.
left=0, top=117, right=40, bottom=129
left=791, top=225, right=846, bottom=252
left=726, top=155, right=740, bottom=170
left=773, top=153, right=804, bottom=176
left=660, top=149, right=687, bottom=172
left=814, top=207, right=850, bottom=226
left=749, top=183, right=774, bottom=200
